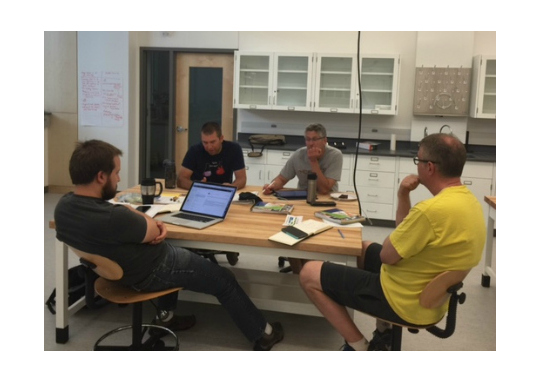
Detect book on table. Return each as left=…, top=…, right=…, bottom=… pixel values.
left=268, top=219, right=332, bottom=246
left=314, top=208, right=365, bottom=225
left=251, top=201, right=294, bottom=214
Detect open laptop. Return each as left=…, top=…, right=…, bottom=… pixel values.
left=156, top=182, right=237, bottom=229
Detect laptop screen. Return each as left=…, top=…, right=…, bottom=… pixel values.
left=181, top=182, right=237, bottom=218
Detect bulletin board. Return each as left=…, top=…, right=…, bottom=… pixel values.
left=413, top=67, right=471, bottom=116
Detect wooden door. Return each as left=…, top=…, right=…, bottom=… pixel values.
left=175, top=53, right=234, bottom=167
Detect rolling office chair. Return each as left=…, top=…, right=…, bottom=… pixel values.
left=368, top=269, right=470, bottom=351
left=70, top=246, right=182, bottom=351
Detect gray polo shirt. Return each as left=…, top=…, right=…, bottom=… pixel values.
left=280, top=145, right=343, bottom=191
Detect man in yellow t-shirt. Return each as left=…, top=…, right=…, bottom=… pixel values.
left=299, top=133, right=486, bottom=351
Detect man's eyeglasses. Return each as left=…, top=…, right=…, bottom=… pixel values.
left=305, top=136, right=325, bottom=143
left=413, top=156, right=439, bottom=165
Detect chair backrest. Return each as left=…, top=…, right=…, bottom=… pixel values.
left=69, top=246, right=124, bottom=281
left=419, top=269, right=471, bottom=309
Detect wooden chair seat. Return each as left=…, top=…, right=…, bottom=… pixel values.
left=94, top=278, right=181, bottom=305
left=367, top=269, right=471, bottom=350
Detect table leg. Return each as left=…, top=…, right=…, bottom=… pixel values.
left=55, top=239, right=69, bottom=343
left=481, top=207, right=495, bottom=288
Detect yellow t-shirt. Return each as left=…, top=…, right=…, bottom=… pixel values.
left=382, top=185, right=486, bottom=325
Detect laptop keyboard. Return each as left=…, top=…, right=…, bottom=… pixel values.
left=173, top=212, right=214, bottom=223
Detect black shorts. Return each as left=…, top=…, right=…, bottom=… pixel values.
left=320, top=243, right=413, bottom=326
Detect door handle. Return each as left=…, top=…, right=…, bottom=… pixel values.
left=176, top=126, right=188, bottom=133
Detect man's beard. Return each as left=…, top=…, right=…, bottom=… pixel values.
left=102, top=178, right=117, bottom=201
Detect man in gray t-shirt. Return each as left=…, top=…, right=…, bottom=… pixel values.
left=263, top=123, right=343, bottom=195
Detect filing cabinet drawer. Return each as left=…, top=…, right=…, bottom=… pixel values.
left=361, top=202, right=394, bottom=220
left=355, top=170, right=395, bottom=188
left=461, top=162, right=494, bottom=179
left=358, top=186, right=394, bottom=205
left=266, top=150, right=294, bottom=166
left=357, top=156, right=396, bottom=172
left=342, top=154, right=352, bottom=170
left=400, top=157, right=494, bottom=180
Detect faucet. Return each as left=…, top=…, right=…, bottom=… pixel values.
left=424, top=127, right=428, bottom=137
left=440, top=124, right=453, bottom=134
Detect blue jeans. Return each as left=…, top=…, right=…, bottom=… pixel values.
left=133, top=242, right=267, bottom=342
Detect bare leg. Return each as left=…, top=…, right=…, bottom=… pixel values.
left=299, top=261, right=365, bottom=343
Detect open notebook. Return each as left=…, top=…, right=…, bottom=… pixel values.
left=156, top=182, right=237, bottom=229
left=269, top=219, right=332, bottom=246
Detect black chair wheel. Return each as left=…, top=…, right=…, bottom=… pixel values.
left=458, top=293, right=466, bottom=304
left=481, top=274, right=491, bottom=287
left=226, top=253, right=239, bottom=266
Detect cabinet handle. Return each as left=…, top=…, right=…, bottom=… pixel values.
left=370, top=157, right=380, bottom=162
left=370, top=109, right=379, bottom=114
left=369, top=173, right=379, bottom=178
left=259, top=170, right=263, bottom=181
left=464, top=180, right=473, bottom=185
left=249, top=105, right=258, bottom=109
left=330, top=108, right=338, bottom=112
left=288, top=106, right=295, bottom=110
left=367, top=194, right=378, bottom=197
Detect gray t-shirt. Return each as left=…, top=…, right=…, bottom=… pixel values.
left=54, top=193, right=167, bottom=286
left=280, top=145, right=343, bottom=191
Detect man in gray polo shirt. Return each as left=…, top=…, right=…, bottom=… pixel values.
left=263, top=123, right=343, bottom=273
left=263, top=123, right=343, bottom=195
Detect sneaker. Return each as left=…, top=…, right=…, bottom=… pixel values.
left=149, top=314, right=196, bottom=337
left=340, top=343, right=355, bottom=351
left=253, top=322, right=284, bottom=351
left=368, top=328, right=392, bottom=351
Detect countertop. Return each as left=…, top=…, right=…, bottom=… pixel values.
left=237, top=133, right=496, bottom=163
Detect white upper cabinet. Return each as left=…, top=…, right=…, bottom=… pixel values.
left=358, top=55, right=400, bottom=115
left=312, top=54, right=357, bottom=113
left=233, top=52, right=314, bottom=111
left=469, top=55, right=496, bottom=119
left=273, top=53, right=314, bottom=111
left=234, top=52, right=401, bottom=115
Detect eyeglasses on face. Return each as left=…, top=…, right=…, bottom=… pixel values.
left=413, top=156, right=439, bottom=165
left=305, top=136, right=325, bottom=143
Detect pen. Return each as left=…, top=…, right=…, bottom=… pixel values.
left=338, top=229, right=345, bottom=239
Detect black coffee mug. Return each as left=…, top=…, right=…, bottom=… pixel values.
left=140, top=178, right=163, bottom=205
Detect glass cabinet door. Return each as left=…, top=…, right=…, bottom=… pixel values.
left=313, top=54, right=356, bottom=113
left=481, top=59, right=496, bottom=116
left=234, top=52, right=273, bottom=109
left=359, top=55, right=399, bottom=115
left=470, top=55, right=496, bottom=119
left=273, top=54, right=313, bottom=111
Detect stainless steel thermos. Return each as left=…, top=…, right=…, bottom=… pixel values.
left=307, top=172, right=317, bottom=203
left=164, top=159, right=176, bottom=189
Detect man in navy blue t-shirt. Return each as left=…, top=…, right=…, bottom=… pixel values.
left=177, top=122, right=246, bottom=189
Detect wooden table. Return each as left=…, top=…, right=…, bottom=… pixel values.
left=481, top=196, right=496, bottom=287
left=51, top=184, right=363, bottom=343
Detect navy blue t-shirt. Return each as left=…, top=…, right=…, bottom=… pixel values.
left=182, top=140, right=245, bottom=184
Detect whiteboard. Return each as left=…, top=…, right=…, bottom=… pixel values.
left=80, top=71, right=123, bottom=126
